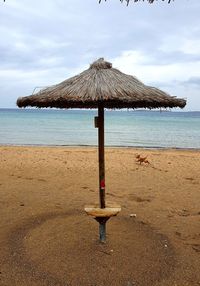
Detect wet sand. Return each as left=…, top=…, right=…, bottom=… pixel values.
left=0, top=146, right=200, bottom=286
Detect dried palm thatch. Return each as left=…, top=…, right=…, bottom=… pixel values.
left=99, top=0, right=174, bottom=5
left=17, top=58, right=186, bottom=109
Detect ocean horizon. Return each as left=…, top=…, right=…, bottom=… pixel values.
left=0, top=108, right=200, bottom=149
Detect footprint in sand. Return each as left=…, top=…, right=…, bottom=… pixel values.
left=175, top=231, right=182, bottom=238
left=184, top=177, right=199, bottom=185
left=107, top=193, right=123, bottom=198
left=192, top=244, right=200, bottom=253
left=128, top=194, right=152, bottom=203
left=177, top=209, right=190, bottom=217
left=176, top=209, right=200, bottom=217
left=176, top=233, right=200, bottom=252
left=185, top=177, right=195, bottom=181
left=25, top=177, right=34, bottom=181
left=83, top=188, right=95, bottom=193
left=37, top=178, right=47, bottom=182
left=82, top=186, right=97, bottom=193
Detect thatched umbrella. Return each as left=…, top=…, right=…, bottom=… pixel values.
left=17, top=58, right=186, bottom=242
left=99, top=0, right=174, bottom=5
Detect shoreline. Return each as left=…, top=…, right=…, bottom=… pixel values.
left=1, top=143, right=200, bottom=151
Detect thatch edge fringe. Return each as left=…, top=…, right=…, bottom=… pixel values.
left=17, top=97, right=186, bottom=109
left=99, top=0, right=174, bottom=5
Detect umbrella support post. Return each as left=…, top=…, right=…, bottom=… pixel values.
left=99, top=222, right=106, bottom=243
left=98, top=105, right=106, bottom=242
left=95, top=217, right=110, bottom=243
left=84, top=105, right=121, bottom=243
left=98, top=105, right=106, bottom=209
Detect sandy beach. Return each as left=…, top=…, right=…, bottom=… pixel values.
left=0, top=146, right=200, bottom=286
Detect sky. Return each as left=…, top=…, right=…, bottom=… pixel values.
left=0, top=0, right=200, bottom=111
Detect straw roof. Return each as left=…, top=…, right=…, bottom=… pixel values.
left=17, top=58, right=186, bottom=109
left=99, top=0, right=174, bottom=5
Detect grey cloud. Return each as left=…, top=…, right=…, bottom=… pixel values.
left=149, top=77, right=200, bottom=90
left=0, top=0, right=200, bottom=109
left=182, top=77, right=200, bottom=87
left=143, top=50, right=200, bottom=66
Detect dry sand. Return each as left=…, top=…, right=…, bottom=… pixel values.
left=0, top=146, right=200, bottom=286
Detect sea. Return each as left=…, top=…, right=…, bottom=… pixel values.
left=0, top=108, right=200, bottom=149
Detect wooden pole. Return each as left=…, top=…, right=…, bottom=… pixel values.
left=97, top=104, right=106, bottom=242
left=98, top=104, right=105, bottom=209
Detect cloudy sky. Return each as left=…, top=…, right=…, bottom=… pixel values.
left=0, top=0, right=200, bottom=110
